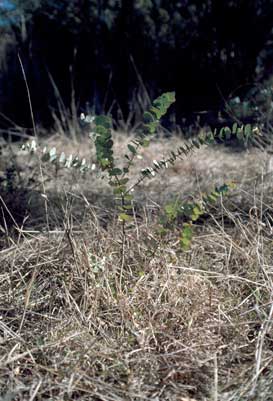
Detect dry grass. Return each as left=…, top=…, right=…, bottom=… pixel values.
left=0, top=133, right=273, bottom=400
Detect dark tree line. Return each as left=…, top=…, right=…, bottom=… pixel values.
left=0, top=0, right=272, bottom=128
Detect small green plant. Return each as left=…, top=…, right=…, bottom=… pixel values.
left=21, top=140, right=92, bottom=174
left=161, top=182, right=236, bottom=250
left=91, top=92, right=176, bottom=224
left=22, top=92, right=260, bottom=250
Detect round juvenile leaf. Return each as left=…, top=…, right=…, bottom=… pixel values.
left=113, top=185, right=127, bottom=195
left=119, top=178, right=129, bottom=185
left=128, top=144, right=137, bottom=154
left=244, top=124, right=252, bottom=141
left=232, top=123, right=238, bottom=134
left=118, top=213, right=133, bottom=222
left=95, top=115, right=112, bottom=129
left=123, top=204, right=133, bottom=210
left=109, top=168, right=123, bottom=176
left=143, top=111, right=155, bottom=124
left=124, top=194, right=134, bottom=201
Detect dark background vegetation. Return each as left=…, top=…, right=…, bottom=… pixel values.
left=0, top=0, right=273, bottom=130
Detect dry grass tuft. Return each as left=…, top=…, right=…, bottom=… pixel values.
left=0, top=133, right=273, bottom=400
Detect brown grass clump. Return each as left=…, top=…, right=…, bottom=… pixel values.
left=0, top=133, right=273, bottom=400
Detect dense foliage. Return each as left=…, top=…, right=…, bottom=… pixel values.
left=0, top=0, right=272, bottom=127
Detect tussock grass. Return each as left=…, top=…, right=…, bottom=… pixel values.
left=0, top=134, right=273, bottom=400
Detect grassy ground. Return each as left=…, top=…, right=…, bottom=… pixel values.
left=0, top=132, right=273, bottom=400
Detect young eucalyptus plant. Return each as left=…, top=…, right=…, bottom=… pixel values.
left=91, top=92, right=176, bottom=223
left=83, top=92, right=259, bottom=250
left=22, top=92, right=260, bottom=250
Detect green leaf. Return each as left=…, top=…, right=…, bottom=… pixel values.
left=142, top=138, right=150, bottom=147
left=191, top=205, right=203, bottom=221
left=152, top=92, right=175, bottom=119
left=95, top=115, right=112, bottom=129
left=143, top=111, right=155, bottom=124
left=109, top=168, right=123, bottom=176
left=236, top=127, right=244, bottom=141
left=244, top=124, right=252, bottom=142
left=145, top=121, right=158, bottom=134
left=124, top=194, right=134, bottom=201
left=205, top=131, right=216, bottom=144
left=94, top=115, right=114, bottom=170
left=113, top=185, right=127, bottom=195
left=122, top=204, right=133, bottom=210
left=219, top=126, right=231, bottom=141
left=127, top=144, right=137, bottom=154
left=206, top=192, right=219, bottom=203
left=232, top=123, right=238, bottom=134
left=118, top=213, right=133, bottom=222
left=100, top=158, right=111, bottom=168
left=180, top=223, right=193, bottom=251
left=150, top=106, right=162, bottom=120
left=164, top=203, right=178, bottom=221
left=119, top=178, right=129, bottom=185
